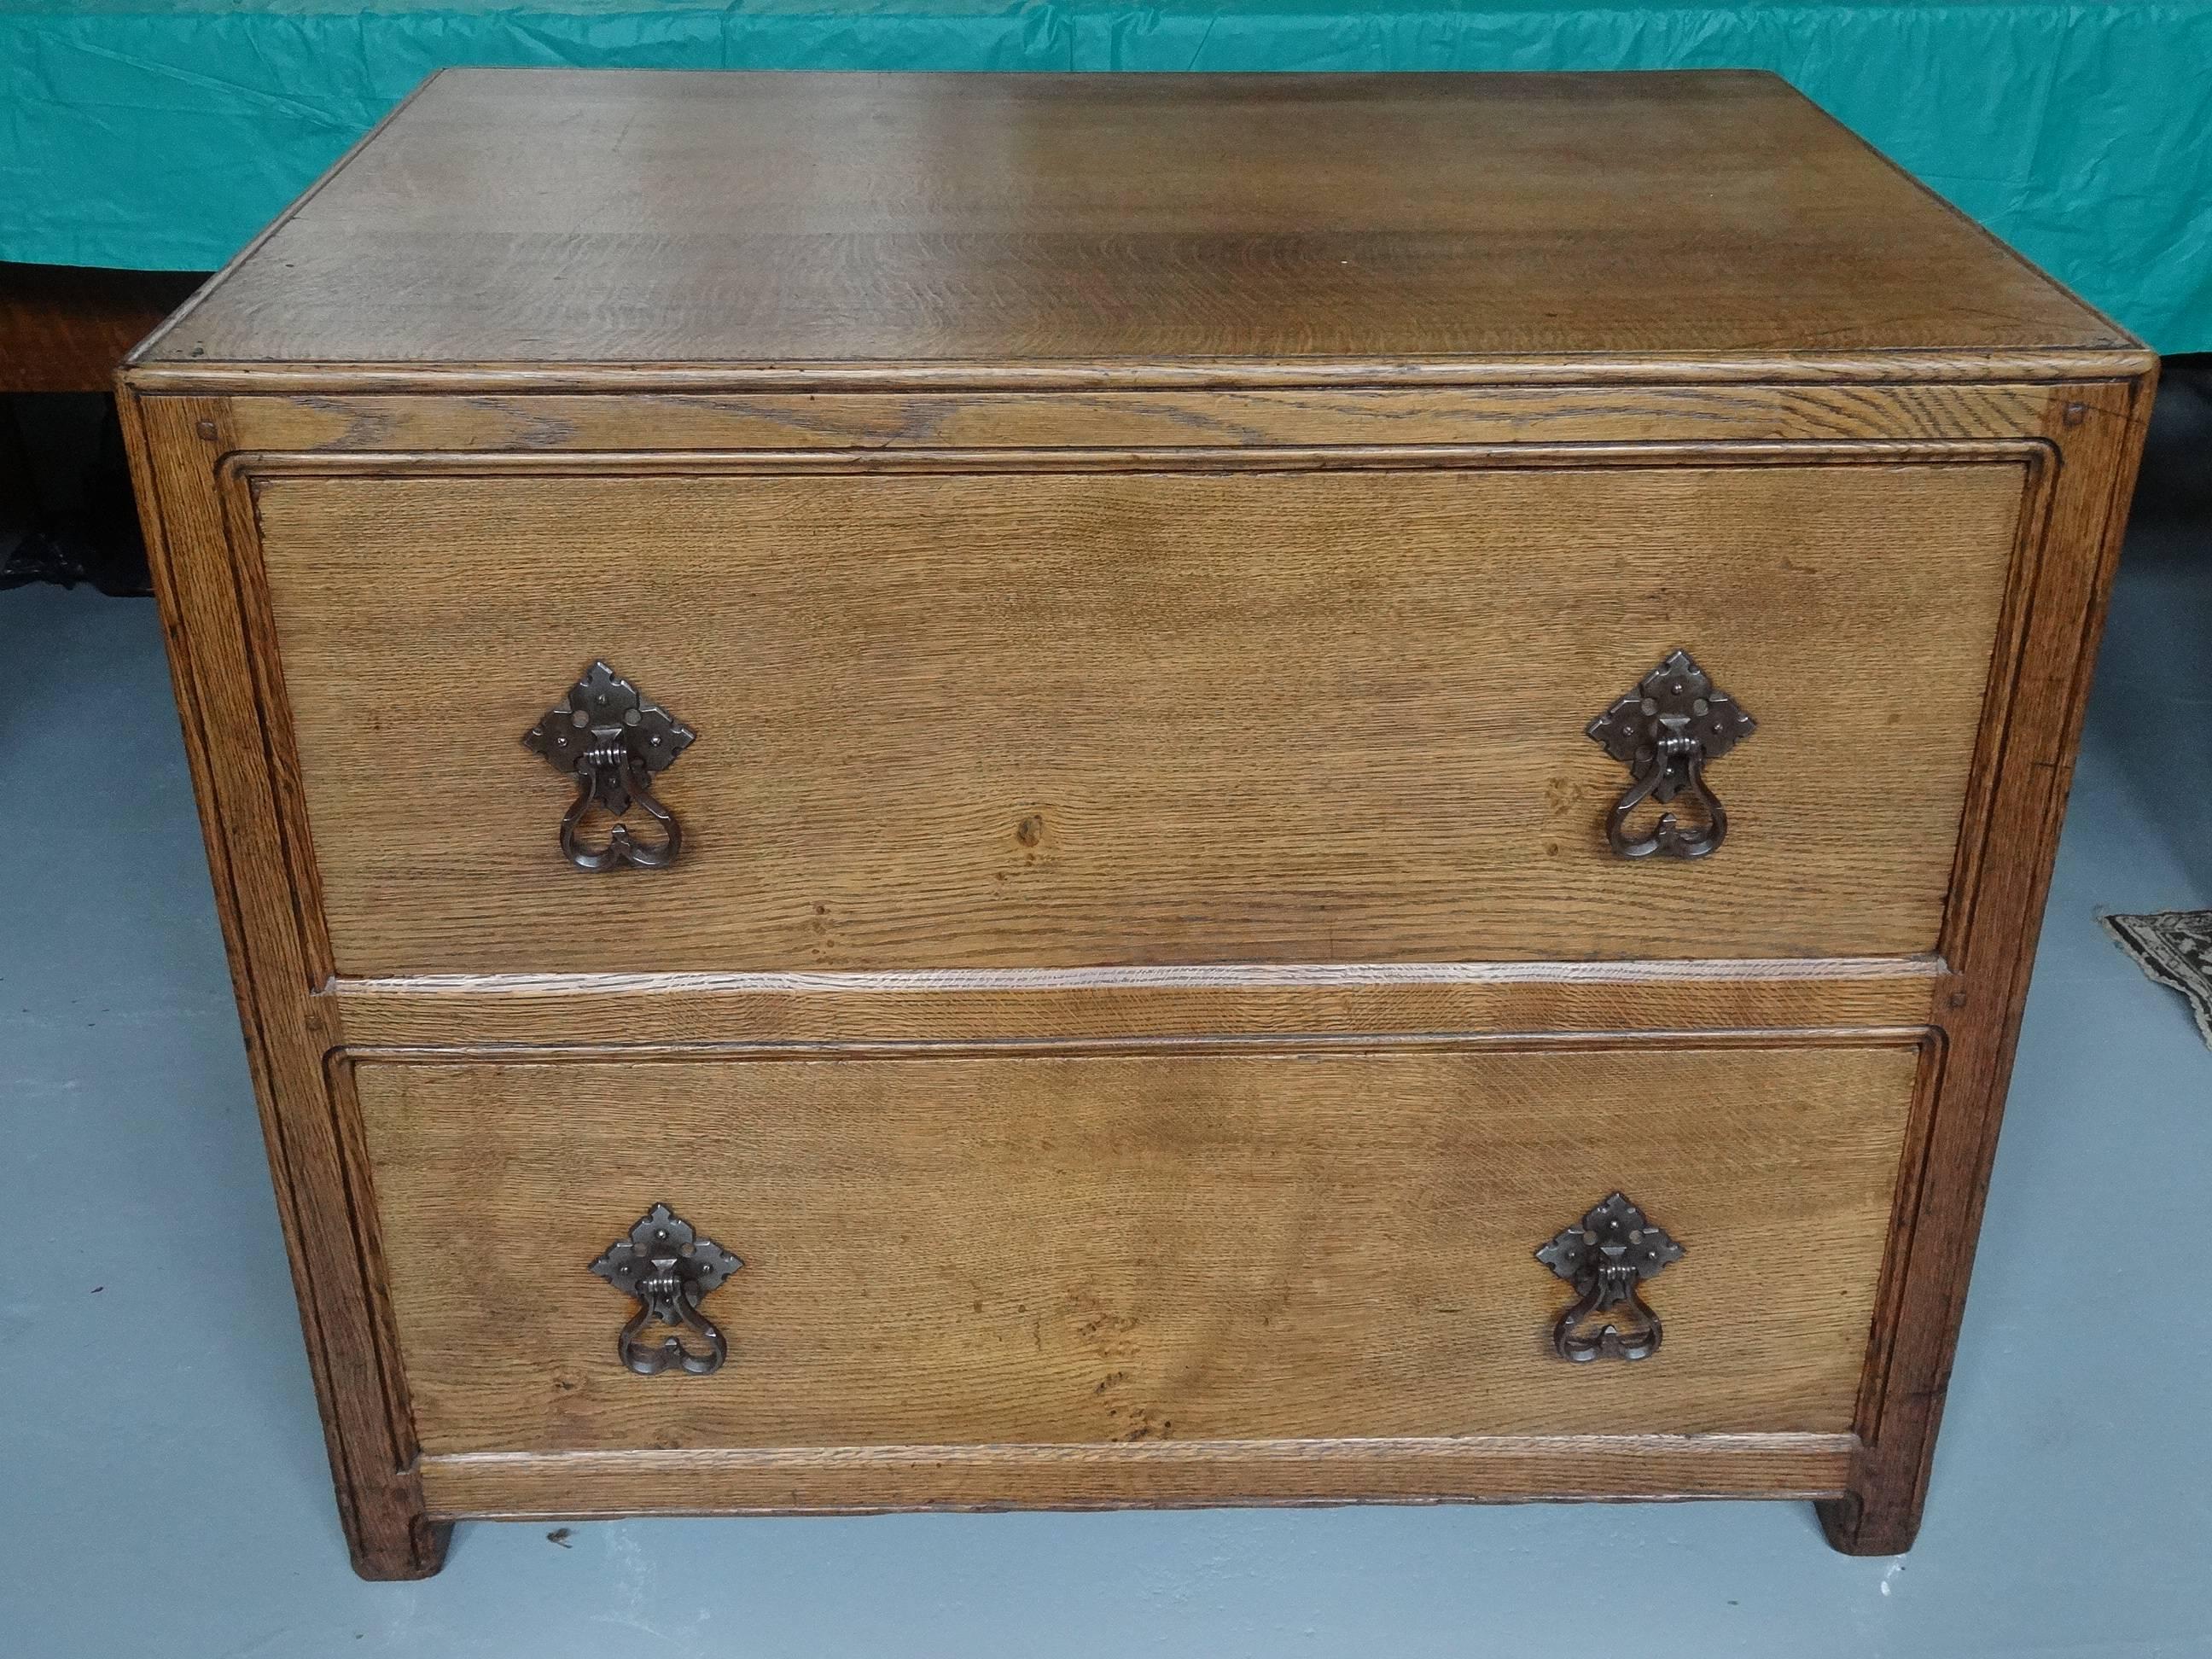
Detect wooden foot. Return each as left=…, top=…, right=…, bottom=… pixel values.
left=346, top=1511, right=451, bottom=1581
left=1816, top=1490, right=1923, bottom=1557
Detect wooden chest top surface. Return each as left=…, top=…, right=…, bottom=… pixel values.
left=135, top=68, right=2138, bottom=378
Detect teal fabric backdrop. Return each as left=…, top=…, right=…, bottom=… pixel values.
left=3, top=0, right=2209, bottom=350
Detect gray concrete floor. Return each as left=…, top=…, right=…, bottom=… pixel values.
left=3, top=508, right=2208, bottom=1656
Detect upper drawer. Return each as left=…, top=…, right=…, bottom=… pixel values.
left=239, top=446, right=2034, bottom=976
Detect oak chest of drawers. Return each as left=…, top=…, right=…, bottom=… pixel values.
left=122, top=67, right=2154, bottom=1578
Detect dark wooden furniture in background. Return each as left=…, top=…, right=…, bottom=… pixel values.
left=120, top=67, right=2153, bottom=1579
left=2, top=263, right=207, bottom=589
left=2, top=263, right=205, bottom=393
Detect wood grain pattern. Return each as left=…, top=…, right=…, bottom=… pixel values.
left=417, top=1434, right=1860, bottom=1517
left=352, top=1044, right=1918, bottom=1456
left=133, top=71, right=2131, bottom=376
left=247, top=448, right=2029, bottom=975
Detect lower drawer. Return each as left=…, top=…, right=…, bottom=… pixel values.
left=349, top=1041, right=1919, bottom=1506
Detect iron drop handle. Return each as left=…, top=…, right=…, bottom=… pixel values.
left=590, top=1203, right=742, bottom=1377
left=1586, top=650, right=1756, bottom=860
left=524, top=661, right=696, bottom=871
left=1536, top=1192, right=1685, bottom=1362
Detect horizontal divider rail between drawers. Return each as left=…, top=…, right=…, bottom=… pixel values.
left=320, top=957, right=1950, bottom=1048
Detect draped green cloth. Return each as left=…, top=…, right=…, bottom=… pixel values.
left=4, top=0, right=2208, bottom=350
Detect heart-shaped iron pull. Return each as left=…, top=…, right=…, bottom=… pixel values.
left=1586, top=650, right=1755, bottom=859
left=589, top=1203, right=742, bottom=1376
left=1535, top=1191, right=1685, bottom=1362
left=523, top=661, right=696, bottom=871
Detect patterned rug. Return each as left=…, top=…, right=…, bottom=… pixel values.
left=2103, top=911, right=2212, bottom=1050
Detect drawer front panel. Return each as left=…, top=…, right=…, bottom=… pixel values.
left=248, top=451, right=2029, bottom=975
left=352, top=1042, right=1918, bottom=1457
